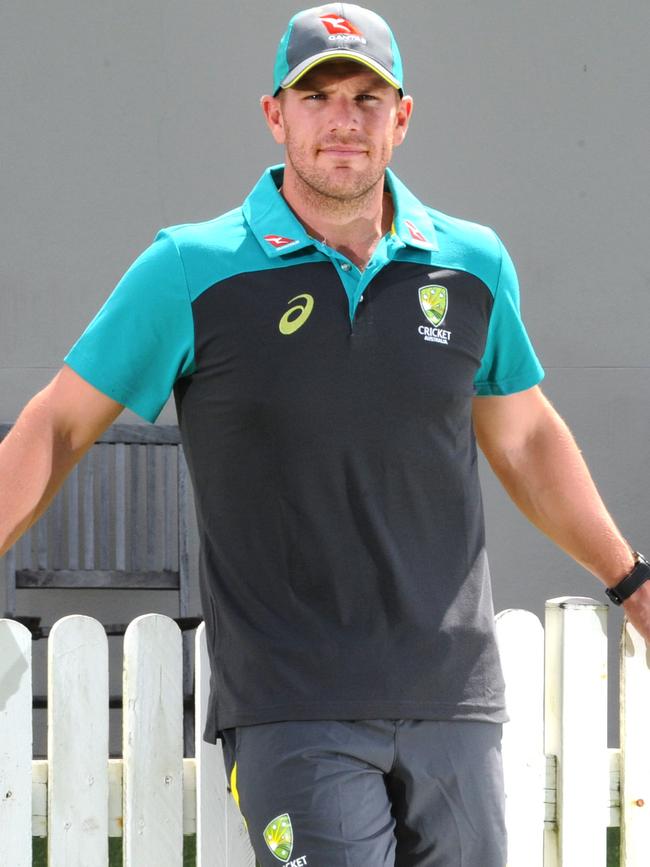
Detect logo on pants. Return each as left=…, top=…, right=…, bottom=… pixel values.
left=264, top=813, right=293, bottom=861
left=263, top=813, right=308, bottom=864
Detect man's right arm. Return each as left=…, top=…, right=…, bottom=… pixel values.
left=0, top=365, right=123, bottom=557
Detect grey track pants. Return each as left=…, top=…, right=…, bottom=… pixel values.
left=220, top=719, right=506, bottom=867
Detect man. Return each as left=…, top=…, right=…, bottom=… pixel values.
left=1, top=4, right=649, bottom=865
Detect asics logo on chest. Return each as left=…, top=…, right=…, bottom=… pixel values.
left=279, top=294, right=314, bottom=335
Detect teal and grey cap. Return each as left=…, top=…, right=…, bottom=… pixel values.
left=273, top=3, right=404, bottom=95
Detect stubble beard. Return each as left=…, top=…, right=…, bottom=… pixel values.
left=284, top=131, right=392, bottom=219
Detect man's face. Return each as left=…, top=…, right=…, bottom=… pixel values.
left=262, top=61, right=413, bottom=202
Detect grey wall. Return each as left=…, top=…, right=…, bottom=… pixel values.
left=2, top=0, right=649, bottom=747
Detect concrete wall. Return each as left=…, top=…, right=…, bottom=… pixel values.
left=2, top=0, right=649, bottom=748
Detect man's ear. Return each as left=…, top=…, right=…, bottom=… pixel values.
left=260, top=94, right=286, bottom=144
left=393, top=95, right=414, bottom=148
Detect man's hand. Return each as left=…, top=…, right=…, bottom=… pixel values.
left=623, top=582, right=650, bottom=643
left=0, top=365, right=123, bottom=556
left=473, top=385, right=649, bottom=642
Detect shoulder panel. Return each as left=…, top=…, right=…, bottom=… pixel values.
left=423, top=207, right=502, bottom=296
left=162, top=208, right=282, bottom=304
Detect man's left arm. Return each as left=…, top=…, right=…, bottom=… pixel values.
left=473, top=385, right=650, bottom=641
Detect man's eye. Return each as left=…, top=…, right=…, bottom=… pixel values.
left=304, top=93, right=326, bottom=100
left=356, top=94, right=378, bottom=102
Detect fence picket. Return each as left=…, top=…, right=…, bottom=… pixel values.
left=544, top=597, right=609, bottom=867
left=0, top=619, right=32, bottom=867
left=47, top=615, right=109, bottom=866
left=4, top=604, right=650, bottom=865
left=196, top=623, right=227, bottom=866
left=195, top=624, right=256, bottom=867
left=123, top=614, right=183, bottom=866
left=620, top=619, right=650, bottom=866
left=32, top=760, right=47, bottom=838
left=495, top=608, right=545, bottom=867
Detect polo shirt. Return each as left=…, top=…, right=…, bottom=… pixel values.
left=65, top=164, right=544, bottom=740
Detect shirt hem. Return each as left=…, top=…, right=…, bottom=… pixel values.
left=474, top=367, right=545, bottom=396
left=64, top=351, right=160, bottom=423
left=204, top=699, right=508, bottom=743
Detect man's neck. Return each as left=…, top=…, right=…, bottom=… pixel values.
left=280, top=169, right=394, bottom=271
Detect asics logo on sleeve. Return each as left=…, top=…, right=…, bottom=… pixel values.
left=279, top=294, right=314, bottom=335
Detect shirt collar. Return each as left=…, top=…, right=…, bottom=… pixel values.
left=243, top=164, right=439, bottom=258
left=384, top=168, right=439, bottom=252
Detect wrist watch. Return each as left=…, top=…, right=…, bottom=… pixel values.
left=605, top=552, right=650, bottom=605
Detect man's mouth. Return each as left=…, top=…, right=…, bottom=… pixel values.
left=319, top=146, right=367, bottom=156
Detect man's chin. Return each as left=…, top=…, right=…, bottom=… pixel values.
left=314, top=170, right=380, bottom=201
left=318, top=183, right=372, bottom=202
left=288, top=159, right=385, bottom=203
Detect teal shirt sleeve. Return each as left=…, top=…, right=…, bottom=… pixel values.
left=473, top=235, right=544, bottom=395
left=64, top=230, right=195, bottom=422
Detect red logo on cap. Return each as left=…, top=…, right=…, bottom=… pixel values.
left=264, top=234, right=299, bottom=249
left=405, top=220, right=427, bottom=243
left=319, top=15, right=364, bottom=36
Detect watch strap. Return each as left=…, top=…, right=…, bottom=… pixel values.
left=605, top=553, right=650, bottom=605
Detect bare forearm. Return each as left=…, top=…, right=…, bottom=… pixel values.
left=474, top=387, right=650, bottom=640
left=0, top=367, right=123, bottom=557
left=0, top=393, right=81, bottom=556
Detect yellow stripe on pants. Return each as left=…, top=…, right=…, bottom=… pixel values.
left=230, top=761, right=248, bottom=830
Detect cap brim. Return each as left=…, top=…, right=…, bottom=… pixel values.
left=279, top=50, right=402, bottom=92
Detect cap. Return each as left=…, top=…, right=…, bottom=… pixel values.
left=273, top=3, right=404, bottom=95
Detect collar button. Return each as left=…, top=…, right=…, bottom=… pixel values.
left=340, top=262, right=351, bottom=272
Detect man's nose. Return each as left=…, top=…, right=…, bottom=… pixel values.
left=327, top=96, right=359, bottom=131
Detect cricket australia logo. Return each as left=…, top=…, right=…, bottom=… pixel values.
left=263, top=813, right=308, bottom=865
left=418, top=284, right=452, bottom=345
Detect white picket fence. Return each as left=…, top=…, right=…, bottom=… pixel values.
left=1, top=597, right=649, bottom=866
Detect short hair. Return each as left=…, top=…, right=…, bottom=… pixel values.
left=277, top=60, right=402, bottom=101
